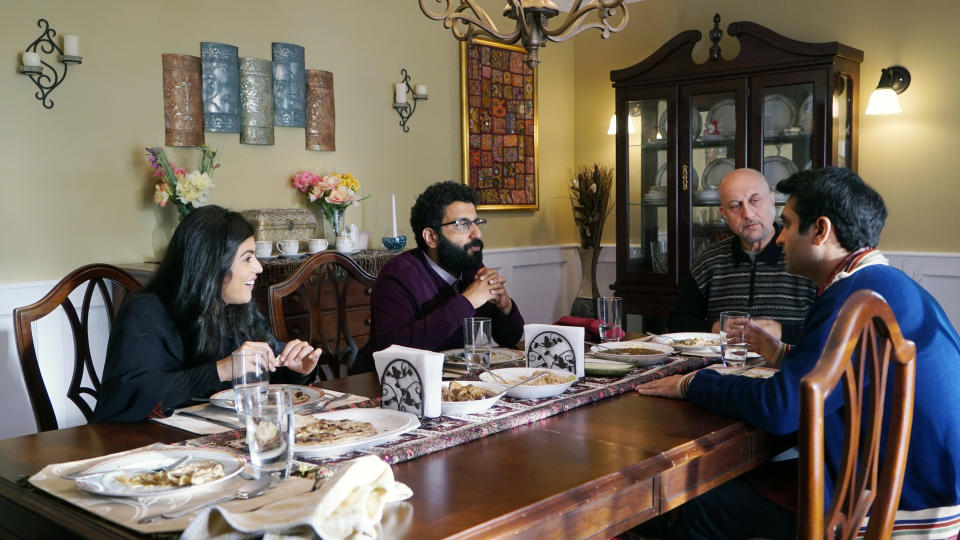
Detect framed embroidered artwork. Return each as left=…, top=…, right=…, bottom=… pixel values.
left=460, top=39, right=538, bottom=210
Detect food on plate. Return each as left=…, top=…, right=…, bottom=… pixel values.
left=442, top=381, right=496, bottom=402
left=506, top=370, right=575, bottom=386
left=294, top=415, right=377, bottom=445
left=118, top=459, right=225, bottom=488
left=597, top=346, right=665, bottom=356
left=292, top=389, right=311, bottom=405
left=674, top=336, right=720, bottom=347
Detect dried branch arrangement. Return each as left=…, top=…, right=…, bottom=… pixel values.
left=568, top=164, right=614, bottom=250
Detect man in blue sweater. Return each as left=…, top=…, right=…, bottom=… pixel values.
left=638, top=167, right=960, bottom=538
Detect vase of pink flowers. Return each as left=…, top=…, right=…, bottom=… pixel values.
left=146, top=146, right=219, bottom=220
left=290, top=171, right=368, bottom=244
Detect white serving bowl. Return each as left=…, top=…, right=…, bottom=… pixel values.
left=589, top=341, right=674, bottom=366
left=480, top=367, right=577, bottom=399
left=440, top=381, right=504, bottom=416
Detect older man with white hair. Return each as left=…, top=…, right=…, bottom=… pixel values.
left=668, top=168, right=815, bottom=343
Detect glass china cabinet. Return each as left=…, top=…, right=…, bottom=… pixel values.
left=610, top=15, right=862, bottom=330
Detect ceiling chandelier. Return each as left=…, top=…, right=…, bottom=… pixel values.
left=419, top=0, right=630, bottom=69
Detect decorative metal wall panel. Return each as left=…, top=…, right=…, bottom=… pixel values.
left=201, top=42, right=240, bottom=133
left=271, top=42, right=305, bottom=127
left=162, top=54, right=204, bottom=147
left=239, top=57, right=275, bottom=145
left=305, top=69, right=335, bottom=151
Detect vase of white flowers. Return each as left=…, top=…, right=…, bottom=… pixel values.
left=145, top=146, right=219, bottom=219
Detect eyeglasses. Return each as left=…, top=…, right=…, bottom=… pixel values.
left=439, top=217, right=487, bottom=232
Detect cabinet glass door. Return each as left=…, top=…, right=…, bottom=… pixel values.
left=834, top=73, right=853, bottom=169
left=761, top=83, right=814, bottom=200
left=690, top=91, right=737, bottom=261
left=627, top=97, right=669, bottom=274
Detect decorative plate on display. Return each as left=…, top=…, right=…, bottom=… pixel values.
left=659, top=108, right=702, bottom=140
left=762, top=94, right=797, bottom=136
left=73, top=448, right=244, bottom=498
left=705, top=99, right=736, bottom=137
left=763, top=155, right=799, bottom=201
left=702, top=158, right=736, bottom=189
left=294, top=408, right=420, bottom=458
left=798, top=94, right=813, bottom=133
left=655, top=163, right=699, bottom=191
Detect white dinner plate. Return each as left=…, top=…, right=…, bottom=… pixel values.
left=73, top=448, right=243, bottom=498
left=589, top=341, right=673, bottom=366
left=681, top=350, right=763, bottom=360
left=762, top=94, right=797, bottom=136
left=705, top=99, right=736, bottom=136
left=294, top=408, right=420, bottom=458
left=702, top=158, right=736, bottom=188
left=480, top=367, right=577, bottom=399
left=442, top=348, right=524, bottom=367
left=653, top=332, right=722, bottom=352
left=209, top=385, right=325, bottom=411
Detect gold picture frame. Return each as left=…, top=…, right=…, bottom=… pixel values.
left=460, top=38, right=539, bottom=210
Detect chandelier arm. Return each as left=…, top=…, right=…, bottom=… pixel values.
left=420, top=0, right=522, bottom=42
left=541, top=2, right=628, bottom=42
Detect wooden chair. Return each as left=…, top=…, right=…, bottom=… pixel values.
left=268, top=252, right=376, bottom=380
left=14, top=264, right=142, bottom=432
left=799, top=290, right=917, bottom=540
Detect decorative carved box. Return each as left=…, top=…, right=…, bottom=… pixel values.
left=239, top=209, right=319, bottom=247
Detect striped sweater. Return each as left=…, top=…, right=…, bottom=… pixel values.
left=668, top=225, right=816, bottom=343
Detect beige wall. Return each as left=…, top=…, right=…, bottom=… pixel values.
left=0, top=0, right=577, bottom=283
left=574, top=0, right=960, bottom=253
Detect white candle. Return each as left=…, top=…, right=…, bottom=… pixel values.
left=63, top=35, right=79, bottom=56
left=22, top=51, right=41, bottom=67
left=394, top=82, right=407, bottom=104
left=414, top=84, right=428, bottom=97
left=391, top=193, right=398, bottom=237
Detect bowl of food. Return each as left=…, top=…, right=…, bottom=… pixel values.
left=589, top=341, right=674, bottom=365
left=440, top=380, right=504, bottom=416
left=480, top=367, right=578, bottom=399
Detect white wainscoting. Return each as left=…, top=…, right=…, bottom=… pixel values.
left=0, top=247, right=954, bottom=440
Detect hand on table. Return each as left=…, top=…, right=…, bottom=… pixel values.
left=636, top=374, right=687, bottom=399
left=463, top=267, right=513, bottom=314
left=278, top=339, right=322, bottom=375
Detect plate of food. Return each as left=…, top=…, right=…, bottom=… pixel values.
left=480, top=367, right=577, bottom=399
left=73, top=448, right=243, bottom=498
left=209, top=385, right=324, bottom=411
left=585, top=359, right=637, bottom=377
left=293, top=408, right=419, bottom=458
left=442, top=348, right=524, bottom=367
left=441, top=380, right=504, bottom=416
left=653, top=332, right=722, bottom=353
left=589, top=341, right=674, bottom=366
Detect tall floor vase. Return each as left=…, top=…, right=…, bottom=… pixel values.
left=570, top=247, right=600, bottom=317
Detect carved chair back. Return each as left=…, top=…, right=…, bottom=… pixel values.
left=14, top=264, right=142, bottom=432
left=799, top=290, right=916, bottom=539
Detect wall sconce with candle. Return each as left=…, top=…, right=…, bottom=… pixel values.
left=18, top=19, right=82, bottom=109
left=392, top=68, right=427, bottom=133
left=865, top=65, right=910, bottom=115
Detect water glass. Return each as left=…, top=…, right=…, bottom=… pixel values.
left=719, top=311, right=751, bottom=368
left=231, top=350, right=269, bottom=391
left=236, top=386, right=294, bottom=480
left=596, top=296, right=623, bottom=343
left=463, top=317, right=492, bottom=372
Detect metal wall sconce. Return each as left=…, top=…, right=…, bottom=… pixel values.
left=865, top=65, right=910, bottom=115
left=18, top=19, right=82, bottom=109
left=392, top=68, right=428, bottom=133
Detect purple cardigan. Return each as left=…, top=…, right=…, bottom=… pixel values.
left=353, top=249, right=524, bottom=373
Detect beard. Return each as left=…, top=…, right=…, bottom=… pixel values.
left=436, top=234, right=483, bottom=275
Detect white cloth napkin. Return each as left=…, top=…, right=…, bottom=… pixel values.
left=523, top=324, right=584, bottom=377
left=180, top=455, right=413, bottom=540
left=373, top=345, right=443, bottom=418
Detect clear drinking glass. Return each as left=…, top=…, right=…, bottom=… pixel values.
left=596, top=296, right=623, bottom=343
left=235, top=386, right=294, bottom=480
left=231, top=350, right=269, bottom=391
left=719, top=311, right=751, bottom=367
left=463, top=317, right=492, bottom=372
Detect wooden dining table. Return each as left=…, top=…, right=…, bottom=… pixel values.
left=0, top=372, right=774, bottom=539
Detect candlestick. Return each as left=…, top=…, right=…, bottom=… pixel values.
left=391, top=193, right=398, bottom=237
left=63, top=35, right=79, bottom=56
left=394, top=83, right=407, bottom=104
left=414, top=84, right=428, bottom=98
left=22, top=51, right=41, bottom=67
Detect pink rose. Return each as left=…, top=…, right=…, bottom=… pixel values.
left=325, top=185, right=357, bottom=205
left=291, top=172, right=314, bottom=192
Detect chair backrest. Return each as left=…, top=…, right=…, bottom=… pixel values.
left=267, top=251, right=376, bottom=380
left=799, top=290, right=916, bottom=540
left=14, top=264, right=142, bottom=432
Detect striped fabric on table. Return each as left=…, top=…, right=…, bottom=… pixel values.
left=856, top=505, right=960, bottom=539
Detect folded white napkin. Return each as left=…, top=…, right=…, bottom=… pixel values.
left=524, top=324, right=584, bottom=377
left=180, top=455, right=413, bottom=540
left=373, top=345, right=444, bottom=418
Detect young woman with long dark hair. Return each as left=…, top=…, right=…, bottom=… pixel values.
left=92, top=206, right=321, bottom=422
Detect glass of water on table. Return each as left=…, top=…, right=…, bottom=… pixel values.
left=235, top=385, right=294, bottom=480
left=719, top=311, right=751, bottom=367
left=596, top=296, right=623, bottom=342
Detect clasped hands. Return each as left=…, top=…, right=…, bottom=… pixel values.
left=462, top=266, right=513, bottom=314
left=216, top=340, right=322, bottom=382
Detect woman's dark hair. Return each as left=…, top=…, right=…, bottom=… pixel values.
left=145, top=205, right=275, bottom=363
left=410, top=181, right=479, bottom=250
left=776, top=167, right=887, bottom=252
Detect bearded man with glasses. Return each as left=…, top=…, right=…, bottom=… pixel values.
left=352, top=181, right=524, bottom=374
